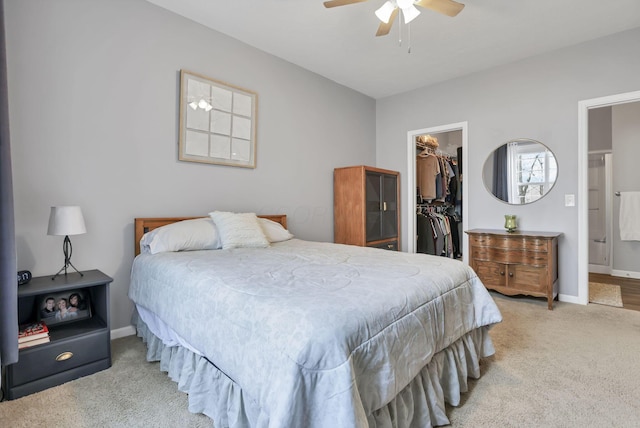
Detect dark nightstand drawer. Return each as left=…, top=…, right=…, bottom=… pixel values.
left=368, top=240, right=398, bottom=251
left=11, top=330, right=109, bottom=386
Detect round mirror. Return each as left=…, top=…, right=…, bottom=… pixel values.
left=482, top=138, right=558, bottom=205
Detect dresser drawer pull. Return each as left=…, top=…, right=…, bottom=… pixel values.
left=56, top=352, right=74, bottom=362
left=500, top=271, right=505, bottom=276
left=509, top=272, right=513, bottom=277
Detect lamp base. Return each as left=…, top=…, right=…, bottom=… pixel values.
left=51, top=235, right=84, bottom=280
left=51, top=261, right=83, bottom=280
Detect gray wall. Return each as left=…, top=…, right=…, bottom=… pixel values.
left=5, top=0, right=376, bottom=331
left=376, top=27, right=640, bottom=299
left=612, top=102, right=640, bottom=273
left=589, top=107, right=612, bottom=151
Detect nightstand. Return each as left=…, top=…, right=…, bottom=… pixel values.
left=4, top=270, right=113, bottom=399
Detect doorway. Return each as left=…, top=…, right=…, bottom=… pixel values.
left=406, top=122, right=468, bottom=261
left=578, top=90, right=640, bottom=305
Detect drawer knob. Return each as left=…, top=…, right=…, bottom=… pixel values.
left=500, top=271, right=505, bottom=276
left=509, top=272, right=514, bottom=277
left=56, top=351, right=74, bottom=362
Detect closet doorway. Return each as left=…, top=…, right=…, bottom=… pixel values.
left=406, top=122, right=468, bottom=262
left=578, top=90, right=640, bottom=305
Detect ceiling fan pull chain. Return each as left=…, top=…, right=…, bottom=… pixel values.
left=398, top=9, right=403, bottom=46
left=408, top=22, right=412, bottom=53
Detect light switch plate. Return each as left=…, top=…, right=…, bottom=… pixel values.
left=565, top=194, right=575, bottom=207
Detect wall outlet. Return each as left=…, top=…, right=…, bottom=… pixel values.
left=565, top=194, right=575, bottom=207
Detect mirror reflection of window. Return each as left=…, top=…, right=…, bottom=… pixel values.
left=484, top=139, right=558, bottom=205
left=508, top=141, right=558, bottom=204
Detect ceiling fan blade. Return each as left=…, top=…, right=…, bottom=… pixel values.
left=323, top=0, right=369, bottom=8
left=375, top=8, right=399, bottom=36
left=415, top=0, right=465, bottom=17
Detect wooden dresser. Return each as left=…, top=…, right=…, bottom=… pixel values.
left=334, top=165, right=400, bottom=250
left=466, top=229, right=561, bottom=310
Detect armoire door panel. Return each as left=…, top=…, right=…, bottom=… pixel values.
left=366, top=171, right=383, bottom=241
left=381, top=174, right=398, bottom=239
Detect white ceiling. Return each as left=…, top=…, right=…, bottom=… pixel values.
left=146, top=0, right=640, bottom=99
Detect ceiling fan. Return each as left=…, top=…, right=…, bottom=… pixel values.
left=323, top=0, right=465, bottom=36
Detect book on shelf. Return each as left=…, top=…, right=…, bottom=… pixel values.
left=18, top=321, right=50, bottom=343
left=18, top=336, right=51, bottom=349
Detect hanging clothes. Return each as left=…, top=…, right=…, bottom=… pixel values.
left=416, top=153, right=440, bottom=201
left=417, top=205, right=461, bottom=259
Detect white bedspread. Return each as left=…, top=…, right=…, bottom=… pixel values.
left=129, top=239, right=502, bottom=427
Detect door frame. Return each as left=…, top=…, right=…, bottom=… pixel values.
left=577, top=90, right=640, bottom=305
left=406, top=121, right=468, bottom=262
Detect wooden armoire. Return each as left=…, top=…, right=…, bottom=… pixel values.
left=333, top=165, right=400, bottom=250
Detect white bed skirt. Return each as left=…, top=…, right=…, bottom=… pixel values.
left=134, top=315, right=495, bottom=428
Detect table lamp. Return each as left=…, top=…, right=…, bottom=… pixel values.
left=48, top=205, right=86, bottom=280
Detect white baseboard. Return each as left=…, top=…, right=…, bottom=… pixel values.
left=588, top=264, right=611, bottom=275
left=111, top=325, right=136, bottom=340
left=558, top=293, right=585, bottom=305
left=611, top=269, right=640, bottom=280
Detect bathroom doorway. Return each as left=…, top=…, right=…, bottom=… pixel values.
left=578, top=90, right=640, bottom=305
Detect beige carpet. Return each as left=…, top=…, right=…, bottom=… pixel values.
left=589, top=281, right=624, bottom=307
left=2, top=294, right=640, bottom=427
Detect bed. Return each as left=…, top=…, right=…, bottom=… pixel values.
left=128, top=213, right=502, bottom=428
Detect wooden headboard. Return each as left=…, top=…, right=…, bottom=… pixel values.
left=134, top=214, right=287, bottom=256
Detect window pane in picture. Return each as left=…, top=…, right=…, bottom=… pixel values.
left=211, top=110, right=231, bottom=135
left=232, top=116, right=251, bottom=140
left=185, top=130, right=209, bottom=157
left=187, top=79, right=211, bottom=104
left=231, top=138, right=251, bottom=162
left=211, top=86, right=232, bottom=112
left=233, top=93, right=252, bottom=117
left=211, top=134, right=231, bottom=159
left=186, top=105, right=209, bottom=131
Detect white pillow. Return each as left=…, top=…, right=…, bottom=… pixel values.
left=259, top=218, right=294, bottom=243
left=208, top=211, right=270, bottom=249
left=140, top=218, right=221, bottom=254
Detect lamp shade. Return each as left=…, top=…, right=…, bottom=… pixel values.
left=375, top=1, right=396, bottom=23
left=402, top=4, right=420, bottom=23
left=47, top=206, right=87, bottom=236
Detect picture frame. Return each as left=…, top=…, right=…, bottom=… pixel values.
left=37, top=289, right=92, bottom=327
left=178, top=69, right=258, bottom=168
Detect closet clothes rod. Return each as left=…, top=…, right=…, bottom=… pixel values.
left=416, top=145, right=454, bottom=158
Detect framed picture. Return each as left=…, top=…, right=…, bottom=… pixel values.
left=37, top=289, right=92, bottom=326
left=178, top=69, right=258, bottom=168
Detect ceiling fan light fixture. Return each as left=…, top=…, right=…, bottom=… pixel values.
left=402, top=4, right=420, bottom=23
left=375, top=1, right=396, bottom=23
left=396, top=0, right=413, bottom=9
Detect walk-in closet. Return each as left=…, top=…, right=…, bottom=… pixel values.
left=415, top=131, right=462, bottom=259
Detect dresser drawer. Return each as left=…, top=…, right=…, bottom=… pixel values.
left=469, top=235, right=550, bottom=251
left=10, top=331, right=109, bottom=386
left=471, top=247, right=549, bottom=266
